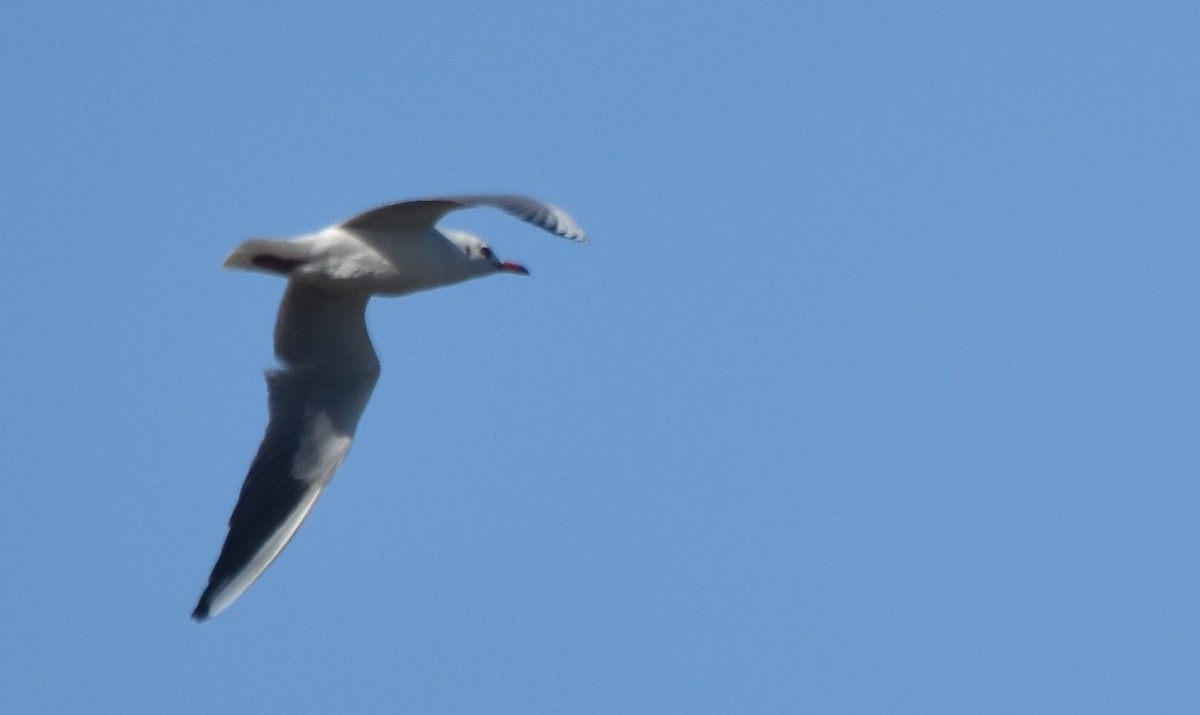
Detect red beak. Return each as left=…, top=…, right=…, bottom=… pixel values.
left=501, top=261, right=530, bottom=275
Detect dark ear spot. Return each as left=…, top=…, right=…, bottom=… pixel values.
left=252, top=255, right=307, bottom=274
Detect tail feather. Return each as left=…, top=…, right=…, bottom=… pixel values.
left=224, top=238, right=315, bottom=273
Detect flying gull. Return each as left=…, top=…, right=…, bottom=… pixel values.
left=192, top=194, right=586, bottom=621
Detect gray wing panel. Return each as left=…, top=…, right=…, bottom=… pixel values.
left=193, top=282, right=381, bottom=620
left=340, top=194, right=588, bottom=243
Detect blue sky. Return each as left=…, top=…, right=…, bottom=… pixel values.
left=2, top=2, right=1197, bottom=712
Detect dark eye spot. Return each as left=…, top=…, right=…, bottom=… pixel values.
left=481, top=246, right=493, bottom=259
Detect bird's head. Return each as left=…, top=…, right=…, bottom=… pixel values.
left=447, top=230, right=529, bottom=277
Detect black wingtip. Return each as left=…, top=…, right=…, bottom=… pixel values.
left=191, top=598, right=211, bottom=622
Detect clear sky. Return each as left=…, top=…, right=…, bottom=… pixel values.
left=2, top=2, right=1196, bottom=712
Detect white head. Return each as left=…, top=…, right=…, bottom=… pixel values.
left=445, top=230, right=530, bottom=278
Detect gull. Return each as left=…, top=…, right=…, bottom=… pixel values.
left=192, top=194, right=586, bottom=621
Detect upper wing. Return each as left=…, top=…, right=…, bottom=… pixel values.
left=193, top=282, right=381, bottom=620
left=338, top=194, right=588, bottom=243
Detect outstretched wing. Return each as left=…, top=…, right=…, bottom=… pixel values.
left=339, top=194, right=588, bottom=243
left=193, top=282, right=381, bottom=620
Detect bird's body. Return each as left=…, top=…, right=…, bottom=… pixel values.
left=192, top=195, right=585, bottom=621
